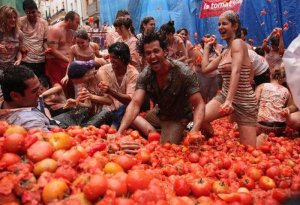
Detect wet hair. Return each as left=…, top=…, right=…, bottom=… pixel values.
left=108, top=42, right=131, bottom=66
left=241, top=27, right=248, bottom=36
left=254, top=47, right=265, bottom=57
left=65, top=11, right=79, bottom=21
left=137, top=30, right=167, bottom=55
left=220, top=10, right=241, bottom=39
left=140, top=16, right=155, bottom=33
left=0, top=5, right=19, bottom=37
left=68, top=60, right=95, bottom=79
left=270, top=36, right=279, bottom=47
left=23, top=0, right=38, bottom=11
left=116, top=10, right=130, bottom=19
left=177, top=28, right=189, bottom=35
left=159, top=20, right=175, bottom=35
left=1, top=65, right=36, bottom=102
left=113, top=17, right=136, bottom=36
left=76, top=29, right=89, bottom=41
left=272, top=66, right=286, bottom=81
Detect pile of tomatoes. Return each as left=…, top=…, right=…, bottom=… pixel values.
left=0, top=118, right=300, bottom=205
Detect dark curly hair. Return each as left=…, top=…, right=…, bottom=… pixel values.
left=108, top=42, right=131, bottom=66
left=136, top=30, right=167, bottom=55
left=1, top=65, right=36, bottom=102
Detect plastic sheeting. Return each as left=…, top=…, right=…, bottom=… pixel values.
left=99, top=0, right=300, bottom=47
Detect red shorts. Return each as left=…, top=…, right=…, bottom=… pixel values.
left=45, top=58, right=74, bottom=98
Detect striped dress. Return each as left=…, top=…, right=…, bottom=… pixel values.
left=215, top=49, right=258, bottom=126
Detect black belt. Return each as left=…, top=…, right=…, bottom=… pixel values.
left=258, top=121, right=286, bottom=128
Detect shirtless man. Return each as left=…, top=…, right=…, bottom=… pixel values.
left=45, top=11, right=80, bottom=98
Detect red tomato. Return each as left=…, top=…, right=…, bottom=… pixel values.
left=188, top=153, right=199, bottom=163
left=42, top=179, right=69, bottom=203
left=136, top=149, right=151, bottom=163
left=238, top=192, right=253, bottom=205
left=108, top=127, right=117, bottom=134
left=0, top=153, right=21, bottom=168
left=0, top=121, right=9, bottom=136
left=3, top=133, right=25, bottom=153
left=4, top=125, right=27, bottom=136
left=272, top=188, right=289, bottom=203
left=127, top=170, right=153, bottom=193
left=266, top=166, right=281, bottom=179
left=173, top=178, right=191, bottom=196
left=54, top=165, right=78, bottom=182
left=107, top=177, right=128, bottom=196
left=48, top=132, right=74, bottom=150
left=190, top=178, right=212, bottom=197
left=246, top=167, right=263, bottom=181
left=148, top=132, right=160, bottom=142
left=33, top=158, right=58, bottom=176
left=100, top=124, right=110, bottom=132
left=83, top=174, right=108, bottom=201
left=130, top=130, right=140, bottom=139
left=115, top=198, right=135, bottom=205
left=212, top=180, right=229, bottom=194
left=104, top=162, right=124, bottom=174
left=259, top=176, right=276, bottom=190
left=114, top=155, right=136, bottom=171
left=239, top=176, right=255, bottom=190
left=27, top=141, right=54, bottom=162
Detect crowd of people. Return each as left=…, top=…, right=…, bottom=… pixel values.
left=0, top=0, right=299, bottom=149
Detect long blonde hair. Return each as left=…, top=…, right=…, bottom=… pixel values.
left=0, top=5, right=19, bottom=37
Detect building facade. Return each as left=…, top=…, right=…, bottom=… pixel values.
left=36, top=0, right=100, bottom=25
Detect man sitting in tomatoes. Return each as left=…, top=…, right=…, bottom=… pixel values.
left=0, top=65, right=56, bottom=130
left=116, top=31, right=205, bottom=144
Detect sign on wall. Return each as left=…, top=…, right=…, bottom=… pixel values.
left=200, top=0, right=243, bottom=18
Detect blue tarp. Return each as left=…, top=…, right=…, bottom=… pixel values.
left=99, top=0, right=300, bottom=47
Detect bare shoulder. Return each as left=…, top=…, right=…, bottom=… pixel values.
left=231, top=39, right=248, bottom=52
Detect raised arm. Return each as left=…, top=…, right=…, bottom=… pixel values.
left=200, top=42, right=222, bottom=74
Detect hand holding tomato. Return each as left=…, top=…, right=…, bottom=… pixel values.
left=280, top=108, right=290, bottom=117
left=219, top=101, right=233, bottom=116
left=98, top=81, right=110, bottom=94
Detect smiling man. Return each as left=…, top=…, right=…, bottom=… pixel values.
left=117, top=31, right=205, bottom=144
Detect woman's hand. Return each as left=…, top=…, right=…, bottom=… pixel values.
left=14, top=59, right=21, bottom=65
left=98, top=81, right=110, bottom=93
left=219, top=100, right=234, bottom=116
left=61, top=75, right=69, bottom=85
left=280, top=108, right=290, bottom=118
left=63, top=98, right=78, bottom=109
left=77, top=88, right=92, bottom=101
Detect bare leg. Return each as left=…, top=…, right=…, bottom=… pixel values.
left=131, top=116, right=156, bottom=136
left=202, top=99, right=223, bottom=137
left=239, top=125, right=257, bottom=147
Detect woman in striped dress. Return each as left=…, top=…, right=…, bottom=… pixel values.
left=200, top=10, right=258, bottom=147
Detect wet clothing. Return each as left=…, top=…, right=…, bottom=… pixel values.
left=0, top=102, right=52, bottom=131
left=70, top=42, right=97, bottom=61
left=257, top=83, right=290, bottom=123
left=19, top=17, right=48, bottom=64
left=45, top=58, right=74, bottom=98
left=214, top=49, right=258, bottom=126
left=100, top=64, right=138, bottom=111
left=136, top=59, right=200, bottom=121
left=0, top=31, right=23, bottom=72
